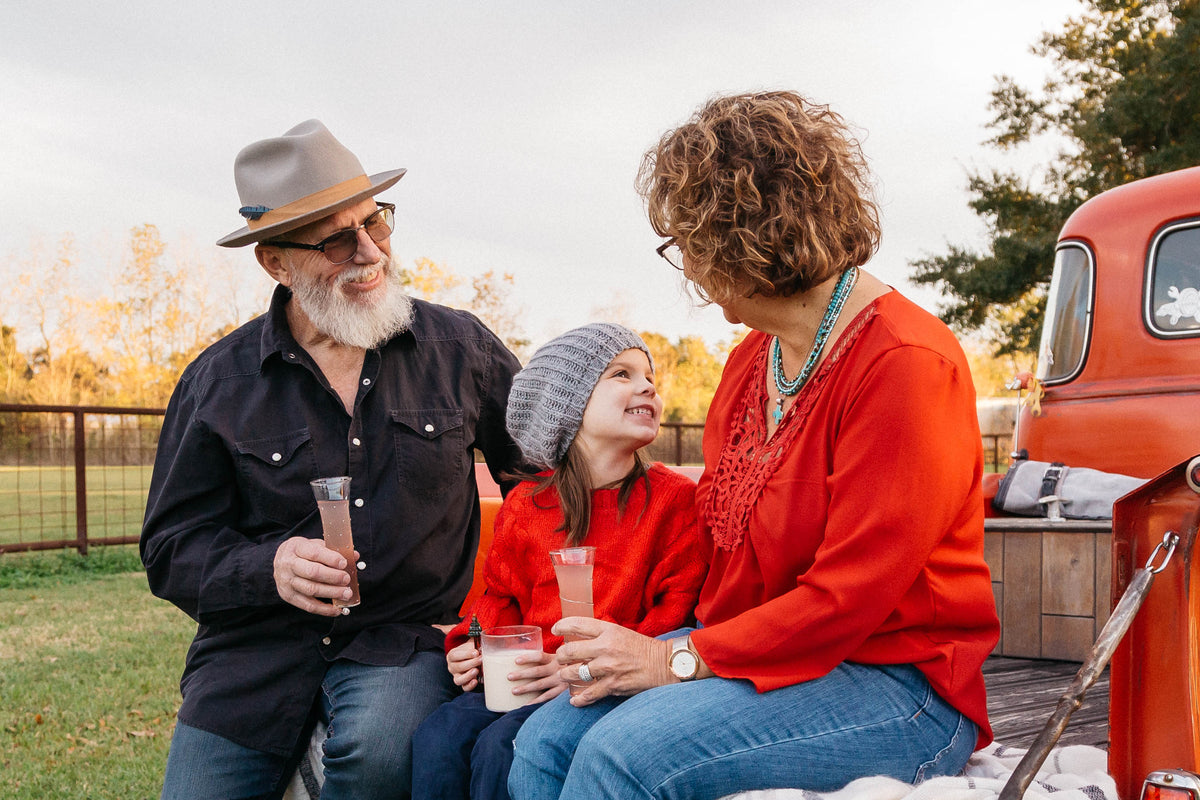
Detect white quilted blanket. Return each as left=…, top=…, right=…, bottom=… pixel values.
left=719, top=743, right=1117, bottom=800
left=286, top=735, right=1117, bottom=800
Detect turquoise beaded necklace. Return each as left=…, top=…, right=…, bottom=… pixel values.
left=770, top=266, right=859, bottom=424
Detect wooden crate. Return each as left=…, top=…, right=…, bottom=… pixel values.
left=984, top=518, right=1112, bottom=661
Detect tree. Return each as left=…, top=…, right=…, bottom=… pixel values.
left=3, top=235, right=107, bottom=404
left=466, top=270, right=531, bottom=361
left=911, top=0, right=1200, bottom=354
left=0, top=323, right=30, bottom=401
left=640, top=331, right=734, bottom=423
left=399, top=258, right=531, bottom=360
left=0, top=227, right=259, bottom=406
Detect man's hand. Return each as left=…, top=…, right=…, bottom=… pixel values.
left=273, top=537, right=354, bottom=617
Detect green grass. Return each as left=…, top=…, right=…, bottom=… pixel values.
left=0, top=546, right=144, bottom=590
left=0, top=548, right=192, bottom=799
left=0, top=465, right=152, bottom=547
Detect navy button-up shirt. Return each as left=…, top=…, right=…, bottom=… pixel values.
left=141, top=286, right=524, bottom=756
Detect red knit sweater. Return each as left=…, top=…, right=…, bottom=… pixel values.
left=446, top=463, right=706, bottom=654
left=692, top=292, right=1000, bottom=747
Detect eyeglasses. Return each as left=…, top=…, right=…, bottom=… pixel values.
left=656, top=239, right=685, bottom=271
left=269, top=203, right=395, bottom=265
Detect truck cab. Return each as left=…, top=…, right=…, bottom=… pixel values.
left=997, top=166, right=1200, bottom=799
left=1016, top=165, right=1200, bottom=477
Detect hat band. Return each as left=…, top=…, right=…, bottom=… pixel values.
left=247, top=174, right=374, bottom=230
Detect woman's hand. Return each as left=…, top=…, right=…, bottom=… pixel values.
left=509, top=651, right=568, bottom=705
left=446, top=640, right=482, bottom=691
left=551, top=618, right=674, bottom=706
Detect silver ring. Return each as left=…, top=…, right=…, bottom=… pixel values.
left=577, top=663, right=594, bottom=682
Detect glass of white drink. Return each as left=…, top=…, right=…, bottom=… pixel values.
left=480, top=625, right=543, bottom=712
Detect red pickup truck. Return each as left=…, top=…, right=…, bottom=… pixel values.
left=996, top=165, right=1200, bottom=800
left=1012, top=165, right=1200, bottom=478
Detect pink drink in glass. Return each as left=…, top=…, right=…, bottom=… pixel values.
left=550, top=546, right=595, bottom=695
left=310, top=477, right=360, bottom=609
left=553, top=563, right=594, bottom=621
left=315, top=500, right=360, bottom=608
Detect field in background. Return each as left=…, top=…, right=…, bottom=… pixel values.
left=0, top=547, right=191, bottom=798
left=0, top=466, right=152, bottom=548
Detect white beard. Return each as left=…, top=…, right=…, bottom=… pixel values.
left=288, top=254, right=414, bottom=349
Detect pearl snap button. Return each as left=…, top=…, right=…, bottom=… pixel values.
left=352, top=438, right=361, bottom=446
left=271, top=453, right=281, bottom=462
left=354, top=498, right=364, bottom=507
left=424, top=424, right=434, bottom=433
left=357, top=561, right=366, bottom=570
left=362, top=378, right=371, bottom=386
left=321, top=637, right=331, bottom=646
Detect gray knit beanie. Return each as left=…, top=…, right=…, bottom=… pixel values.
left=506, top=323, right=653, bottom=469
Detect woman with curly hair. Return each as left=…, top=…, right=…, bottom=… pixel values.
left=507, top=91, right=1000, bottom=800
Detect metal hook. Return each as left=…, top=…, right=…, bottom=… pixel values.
left=1145, top=531, right=1180, bottom=574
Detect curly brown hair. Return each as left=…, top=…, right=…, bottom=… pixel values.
left=637, top=91, right=881, bottom=304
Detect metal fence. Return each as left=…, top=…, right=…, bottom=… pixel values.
left=0, top=404, right=164, bottom=554
left=982, top=433, right=1014, bottom=472
left=0, top=404, right=1011, bottom=557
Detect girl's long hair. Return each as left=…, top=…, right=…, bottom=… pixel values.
left=511, top=446, right=651, bottom=546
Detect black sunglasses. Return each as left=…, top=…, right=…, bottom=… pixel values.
left=268, top=203, right=395, bottom=265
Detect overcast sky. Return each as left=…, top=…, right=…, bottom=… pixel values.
left=2, top=1, right=1080, bottom=350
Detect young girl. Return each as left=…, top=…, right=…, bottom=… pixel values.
left=411, top=322, right=705, bottom=800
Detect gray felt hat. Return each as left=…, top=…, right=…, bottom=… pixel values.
left=506, top=323, right=652, bottom=469
left=217, top=119, right=406, bottom=247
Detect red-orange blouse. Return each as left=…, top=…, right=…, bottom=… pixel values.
left=691, top=291, right=1000, bottom=747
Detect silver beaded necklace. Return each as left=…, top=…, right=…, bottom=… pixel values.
left=770, top=267, right=859, bottom=424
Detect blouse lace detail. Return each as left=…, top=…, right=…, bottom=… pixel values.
left=703, top=303, right=879, bottom=551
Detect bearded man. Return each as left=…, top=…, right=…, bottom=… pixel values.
left=141, top=120, right=525, bottom=800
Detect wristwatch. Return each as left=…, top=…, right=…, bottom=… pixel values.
left=668, top=635, right=699, bottom=681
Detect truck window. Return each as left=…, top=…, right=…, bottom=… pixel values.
left=1037, top=243, right=1093, bottom=384
left=1146, top=220, right=1200, bottom=338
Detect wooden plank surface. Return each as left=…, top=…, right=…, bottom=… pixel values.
left=984, top=656, right=1110, bottom=750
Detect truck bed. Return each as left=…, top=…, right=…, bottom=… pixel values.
left=985, top=656, right=1109, bottom=749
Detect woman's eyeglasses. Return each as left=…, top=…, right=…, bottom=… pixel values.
left=269, top=203, right=395, bottom=265
left=656, top=239, right=685, bottom=271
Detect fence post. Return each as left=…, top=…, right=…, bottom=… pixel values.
left=74, top=410, right=88, bottom=555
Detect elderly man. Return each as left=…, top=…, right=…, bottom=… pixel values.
left=141, top=120, right=524, bottom=800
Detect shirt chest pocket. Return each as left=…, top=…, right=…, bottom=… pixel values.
left=390, top=409, right=466, bottom=502
left=234, top=428, right=319, bottom=528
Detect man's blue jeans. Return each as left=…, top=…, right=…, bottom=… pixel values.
left=508, top=656, right=977, bottom=800
left=161, top=650, right=454, bottom=800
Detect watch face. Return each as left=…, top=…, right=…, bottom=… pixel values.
left=671, top=650, right=698, bottom=678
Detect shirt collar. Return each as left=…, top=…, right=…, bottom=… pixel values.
left=258, top=284, right=304, bottom=366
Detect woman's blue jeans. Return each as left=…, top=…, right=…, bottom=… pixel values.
left=508, top=657, right=977, bottom=800
left=160, top=650, right=454, bottom=800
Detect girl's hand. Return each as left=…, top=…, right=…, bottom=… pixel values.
left=446, top=640, right=482, bottom=691
left=551, top=618, right=674, bottom=706
left=509, top=651, right=568, bottom=705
